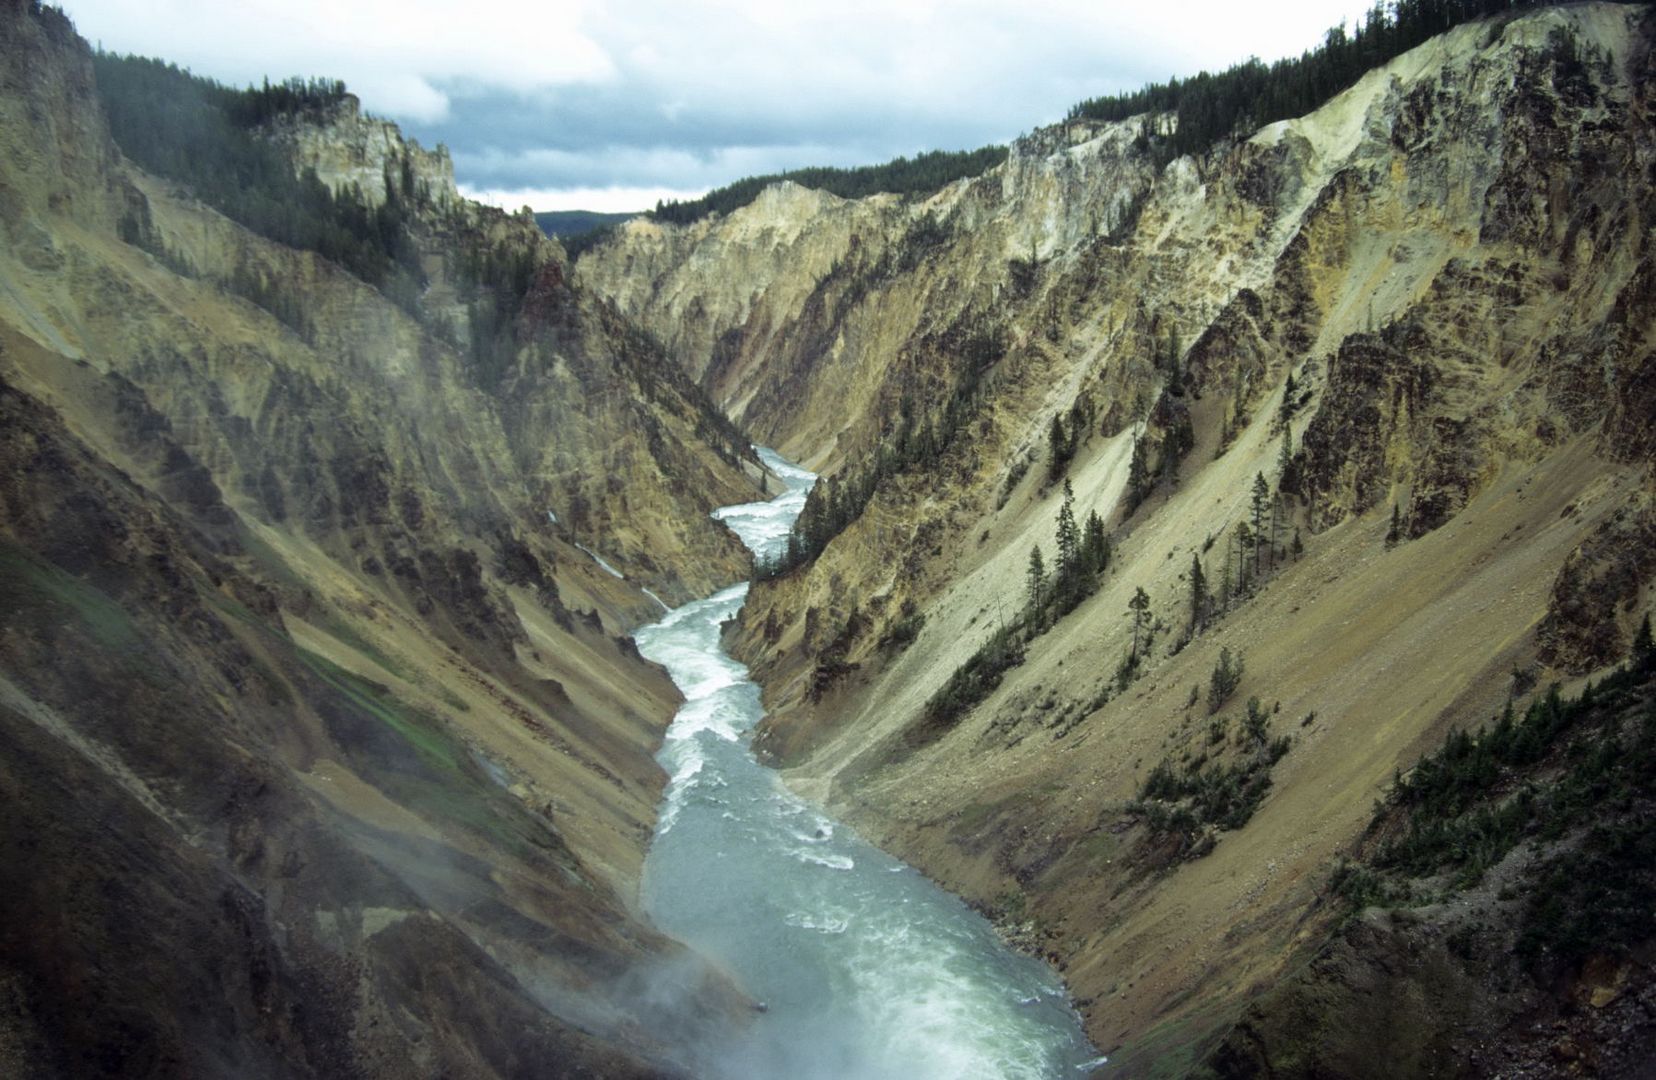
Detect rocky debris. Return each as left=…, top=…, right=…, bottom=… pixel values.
left=1538, top=496, right=1656, bottom=673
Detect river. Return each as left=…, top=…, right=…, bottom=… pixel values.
left=635, top=448, right=1103, bottom=1079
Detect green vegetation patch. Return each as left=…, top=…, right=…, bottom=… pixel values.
left=1131, top=696, right=1292, bottom=859
left=319, top=614, right=410, bottom=684
left=296, top=648, right=567, bottom=862
left=910, top=480, right=1112, bottom=741
left=0, top=542, right=142, bottom=652
left=1334, top=648, right=1656, bottom=969
left=757, top=310, right=1008, bottom=580
left=297, top=646, right=458, bottom=773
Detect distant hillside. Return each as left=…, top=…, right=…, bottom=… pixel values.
left=533, top=210, right=638, bottom=259
left=533, top=209, right=636, bottom=238
left=647, top=144, right=1008, bottom=226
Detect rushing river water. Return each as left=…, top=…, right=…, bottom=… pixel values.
left=636, top=448, right=1103, bottom=1080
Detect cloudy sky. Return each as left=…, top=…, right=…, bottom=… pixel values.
left=62, top=0, right=1375, bottom=212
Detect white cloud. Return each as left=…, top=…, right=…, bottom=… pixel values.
left=66, top=0, right=1386, bottom=206
left=62, top=0, right=614, bottom=120
left=460, top=183, right=703, bottom=214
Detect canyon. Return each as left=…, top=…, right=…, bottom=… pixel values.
left=583, top=4, right=1656, bottom=1072
left=1, top=0, right=1653, bottom=1076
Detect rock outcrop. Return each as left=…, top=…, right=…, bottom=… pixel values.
left=267, top=93, right=461, bottom=211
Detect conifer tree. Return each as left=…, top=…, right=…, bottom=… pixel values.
left=1056, top=479, right=1079, bottom=588
left=1278, top=427, right=1299, bottom=498
left=1126, top=435, right=1150, bottom=513
left=1128, top=586, right=1152, bottom=662
left=1027, top=545, right=1047, bottom=612
left=1219, top=548, right=1234, bottom=611
left=1048, top=414, right=1069, bottom=481
left=1268, top=491, right=1283, bottom=572
left=1207, top=646, right=1245, bottom=714
left=1053, top=483, right=1079, bottom=612
left=1386, top=503, right=1402, bottom=547
left=1083, top=510, right=1110, bottom=575
left=1165, top=324, right=1184, bottom=396
left=1279, top=372, right=1298, bottom=427
left=1634, top=612, right=1654, bottom=669
left=1250, top=472, right=1271, bottom=574
left=1189, top=553, right=1208, bottom=633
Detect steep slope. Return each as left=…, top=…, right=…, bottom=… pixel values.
left=584, top=4, right=1656, bottom=1071
left=0, top=3, right=763, bottom=1076
left=1210, top=657, right=1656, bottom=1077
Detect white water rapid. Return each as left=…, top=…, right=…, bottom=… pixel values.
left=636, top=447, right=1103, bottom=1079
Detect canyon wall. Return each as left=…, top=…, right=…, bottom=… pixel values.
left=585, top=5, right=1656, bottom=1071
left=0, top=3, right=763, bottom=1075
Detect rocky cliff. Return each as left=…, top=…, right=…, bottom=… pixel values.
left=0, top=3, right=763, bottom=1076
left=267, top=93, right=461, bottom=211
left=584, top=4, right=1656, bottom=1072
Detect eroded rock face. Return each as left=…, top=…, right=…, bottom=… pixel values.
left=1537, top=495, right=1656, bottom=673
left=583, top=4, right=1656, bottom=1070
left=266, top=93, right=460, bottom=211
left=0, top=380, right=698, bottom=1079
left=0, top=3, right=761, bottom=1075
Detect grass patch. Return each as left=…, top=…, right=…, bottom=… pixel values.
left=0, top=542, right=142, bottom=651
left=319, top=613, right=411, bottom=683
left=234, top=524, right=308, bottom=591
left=297, top=646, right=458, bottom=772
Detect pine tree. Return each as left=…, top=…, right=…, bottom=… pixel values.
left=1128, top=586, right=1152, bottom=662
left=1291, top=527, right=1304, bottom=560
left=1279, top=372, right=1298, bottom=427
left=1027, top=545, right=1047, bottom=613
left=1048, top=414, right=1072, bottom=482
left=1231, top=368, right=1248, bottom=432
left=1278, top=427, right=1299, bottom=498
left=1268, top=492, right=1283, bottom=572
left=1386, top=503, right=1402, bottom=547
left=1250, top=472, right=1271, bottom=575
left=1634, top=611, right=1654, bottom=669
left=1207, top=646, right=1245, bottom=714
left=1235, top=521, right=1254, bottom=594
left=1189, top=553, right=1208, bottom=633
left=1056, top=480, right=1079, bottom=583
left=1083, top=510, right=1109, bottom=575
left=1219, top=548, right=1233, bottom=611
left=1165, top=324, right=1184, bottom=397
left=1126, top=435, right=1150, bottom=513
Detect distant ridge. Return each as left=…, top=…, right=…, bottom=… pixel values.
left=533, top=209, right=637, bottom=239
left=534, top=209, right=638, bottom=259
